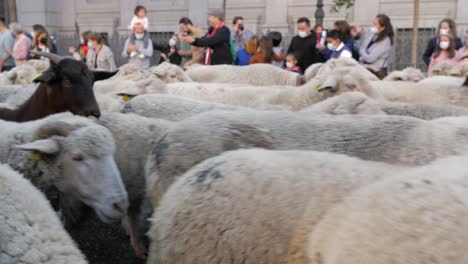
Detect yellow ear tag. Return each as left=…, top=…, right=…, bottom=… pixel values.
left=29, top=151, right=42, bottom=161
left=315, top=83, right=322, bottom=90
left=33, top=73, right=42, bottom=81
left=121, top=95, right=131, bottom=102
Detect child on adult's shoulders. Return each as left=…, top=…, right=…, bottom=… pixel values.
left=129, top=5, right=149, bottom=30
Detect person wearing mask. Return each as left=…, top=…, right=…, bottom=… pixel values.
left=287, top=17, right=321, bottom=71
left=68, top=31, right=91, bottom=62
left=231, top=16, right=252, bottom=52
left=235, top=35, right=259, bottom=66
left=7, top=23, right=31, bottom=66
left=182, top=9, right=232, bottom=65
left=178, top=17, right=204, bottom=67
left=29, top=29, right=55, bottom=61
left=423, top=19, right=463, bottom=66
left=428, top=33, right=458, bottom=75
left=31, top=24, right=57, bottom=54
left=0, top=17, right=15, bottom=71
left=359, top=14, right=394, bottom=79
left=122, top=22, right=154, bottom=70
left=86, top=32, right=117, bottom=72
left=325, top=30, right=353, bottom=59
left=320, top=20, right=357, bottom=60
left=284, top=53, right=302, bottom=74
left=159, top=35, right=182, bottom=65
left=269, top=31, right=285, bottom=68
left=249, top=36, right=284, bottom=64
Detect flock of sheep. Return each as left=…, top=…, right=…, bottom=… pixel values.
left=1, top=56, right=468, bottom=264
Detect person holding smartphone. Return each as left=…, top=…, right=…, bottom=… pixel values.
left=231, top=16, right=252, bottom=52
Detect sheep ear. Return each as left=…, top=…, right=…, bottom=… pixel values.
left=317, top=78, right=338, bottom=93
left=16, top=138, right=61, bottom=155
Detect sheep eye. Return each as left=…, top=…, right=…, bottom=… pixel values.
left=170, top=74, right=176, bottom=78
left=72, top=154, right=84, bottom=162
left=63, top=79, right=72, bottom=86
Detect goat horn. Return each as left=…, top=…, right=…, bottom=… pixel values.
left=30, top=51, right=64, bottom=64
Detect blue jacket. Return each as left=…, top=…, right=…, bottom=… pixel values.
left=235, top=49, right=252, bottom=66
left=322, top=37, right=357, bottom=61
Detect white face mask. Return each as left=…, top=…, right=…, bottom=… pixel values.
left=298, top=31, right=308, bottom=38
left=370, top=27, right=379, bottom=34
left=286, top=62, right=294, bottom=69
left=87, top=41, right=94, bottom=49
left=327, top=43, right=336, bottom=51
left=169, top=38, right=177, bottom=47
left=440, top=29, right=449, bottom=35
left=439, top=41, right=450, bottom=50
left=135, top=33, right=145, bottom=40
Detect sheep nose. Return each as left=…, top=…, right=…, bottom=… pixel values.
left=91, top=111, right=101, bottom=119
left=112, top=197, right=129, bottom=215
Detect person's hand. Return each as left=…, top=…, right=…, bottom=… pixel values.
left=316, top=43, right=325, bottom=50
left=178, top=50, right=185, bottom=57
left=160, top=53, right=169, bottom=62
left=68, top=47, right=76, bottom=54
left=183, top=36, right=195, bottom=44
left=127, top=44, right=137, bottom=53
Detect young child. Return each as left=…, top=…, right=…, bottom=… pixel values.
left=160, top=36, right=182, bottom=65
left=269, top=31, right=285, bottom=68
left=326, top=30, right=353, bottom=60
left=428, top=33, right=458, bottom=75
left=129, top=5, right=149, bottom=30
left=284, top=53, right=302, bottom=74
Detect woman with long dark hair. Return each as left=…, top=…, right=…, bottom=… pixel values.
left=359, top=14, right=394, bottom=79
left=428, top=33, right=458, bottom=75
left=29, top=29, right=54, bottom=61
left=249, top=36, right=283, bottom=64
left=423, top=18, right=463, bottom=66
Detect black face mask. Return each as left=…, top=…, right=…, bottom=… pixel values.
left=40, top=37, right=48, bottom=45
left=354, top=35, right=361, bottom=41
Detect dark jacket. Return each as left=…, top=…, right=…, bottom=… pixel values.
left=192, top=25, right=232, bottom=65
left=423, top=36, right=463, bottom=65
left=322, top=37, right=359, bottom=61
left=287, top=33, right=321, bottom=71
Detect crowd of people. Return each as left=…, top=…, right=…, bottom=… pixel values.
left=0, top=5, right=466, bottom=79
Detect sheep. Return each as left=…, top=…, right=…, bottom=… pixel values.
left=186, top=63, right=301, bottom=86
left=145, top=110, right=468, bottom=213
left=0, top=164, right=87, bottom=264
left=417, top=75, right=466, bottom=86
left=93, top=112, right=174, bottom=259
left=121, top=94, right=287, bottom=121
left=150, top=62, right=193, bottom=83
left=383, top=67, right=425, bottom=82
left=312, top=57, right=379, bottom=83
left=119, top=69, right=382, bottom=111
left=109, top=63, right=153, bottom=81
left=431, top=61, right=456, bottom=76
left=0, top=113, right=129, bottom=224
left=307, top=155, right=468, bottom=264
left=147, top=149, right=406, bottom=264
left=304, top=63, right=323, bottom=81
left=0, top=64, right=38, bottom=85
left=0, top=84, right=36, bottom=104
left=94, top=75, right=166, bottom=95
left=304, top=92, right=468, bottom=120
left=24, top=59, right=50, bottom=74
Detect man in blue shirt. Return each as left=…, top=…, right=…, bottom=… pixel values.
left=0, top=17, right=15, bottom=71
left=230, top=16, right=252, bottom=52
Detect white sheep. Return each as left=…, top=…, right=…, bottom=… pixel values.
left=121, top=94, right=287, bottom=121
left=109, top=63, right=152, bottom=81
left=147, top=149, right=406, bottom=264
left=94, top=112, right=173, bottom=258
left=430, top=61, right=456, bottom=76
left=0, top=113, right=128, bottom=224
left=186, top=63, right=300, bottom=86
left=145, top=110, right=468, bottom=212
left=24, top=59, right=50, bottom=74
left=383, top=67, right=425, bottom=82
left=0, top=164, right=87, bottom=264
left=308, top=154, right=468, bottom=264
left=119, top=69, right=381, bottom=111
left=150, top=62, right=193, bottom=83
left=304, top=92, right=468, bottom=120
left=94, top=75, right=166, bottom=95
left=0, top=64, right=38, bottom=85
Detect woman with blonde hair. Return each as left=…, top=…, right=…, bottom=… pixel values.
left=235, top=35, right=259, bottom=66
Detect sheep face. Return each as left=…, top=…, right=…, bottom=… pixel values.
left=151, top=62, right=192, bottom=83
left=17, top=124, right=129, bottom=224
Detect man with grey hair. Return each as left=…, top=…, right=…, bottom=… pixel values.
left=0, top=17, right=15, bottom=71
left=122, top=22, right=153, bottom=70
left=7, top=22, right=31, bottom=66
